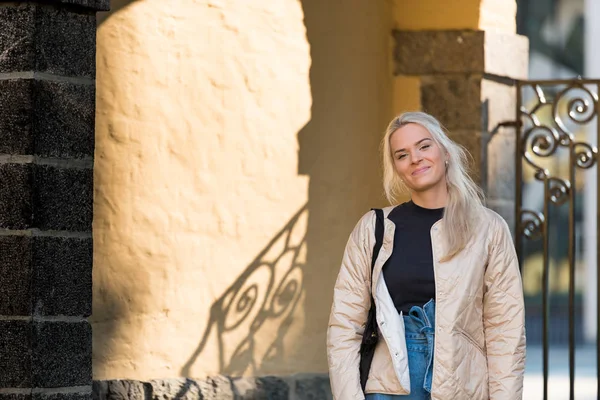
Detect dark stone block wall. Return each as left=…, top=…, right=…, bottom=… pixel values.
left=0, top=0, right=105, bottom=398
left=92, top=375, right=333, bottom=400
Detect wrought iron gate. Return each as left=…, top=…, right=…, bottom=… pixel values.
left=497, top=77, right=600, bottom=400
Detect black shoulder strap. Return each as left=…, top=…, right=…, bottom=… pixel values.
left=370, top=208, right=384, bottom=275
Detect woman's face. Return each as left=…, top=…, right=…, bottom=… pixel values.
left=390, top=123, right=447, bottom=193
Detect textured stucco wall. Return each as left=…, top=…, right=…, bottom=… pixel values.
left=93, top=0, right=393, bottom=381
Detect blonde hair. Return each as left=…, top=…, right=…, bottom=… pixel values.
left=382, top=111, right=484, bottom=261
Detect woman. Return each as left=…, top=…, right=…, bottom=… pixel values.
left=327, top=112, right=526, bottom=400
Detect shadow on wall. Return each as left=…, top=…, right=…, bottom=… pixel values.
left=294, top=0, right=393, bottom=370
left=93, top=0, right=392, bottom=384
left=181, top=205, right=308, bottom=377
left=180, top=0, right=392, bottom=378
left=93, top=0, right=147, bottom=379
left=93, top=0, right=314, bottom=381
left=96, top=0, right=136, bottom=25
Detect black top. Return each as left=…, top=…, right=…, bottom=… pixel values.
left=382, top=201, right=444, bottom=314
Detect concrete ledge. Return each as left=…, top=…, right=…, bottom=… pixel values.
left=34, top=394, right=91, bottom=400
left=0, top=395, right=31, bottom=400
left=93, top=374, right=332, bottom=400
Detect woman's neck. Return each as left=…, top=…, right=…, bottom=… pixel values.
left=411, top=184, right=448, bottom=209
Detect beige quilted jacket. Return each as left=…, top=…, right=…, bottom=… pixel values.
left=327, top=206, right=526, bottom=400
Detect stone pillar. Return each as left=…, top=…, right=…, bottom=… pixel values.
left=393, top=29, right=529, bottom=232
left=0, top=1, right=107, bottom=399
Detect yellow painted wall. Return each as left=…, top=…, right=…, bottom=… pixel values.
left=93, top=0, right=392, bottom=380
left=393, top=0, right=516, bottom=32
left=393, top=0, right=480, bottom=31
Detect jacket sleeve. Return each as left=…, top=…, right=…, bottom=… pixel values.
left=327, top=213, right=373, bottom=400
left=483, top=216, right=527, bottom=400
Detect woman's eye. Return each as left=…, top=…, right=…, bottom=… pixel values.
left=397, top=154, right=407, bottom=160
left=420, top=144, right=430, bottom=150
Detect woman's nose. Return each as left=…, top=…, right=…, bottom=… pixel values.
left=410, top=153, right=423, bottom=164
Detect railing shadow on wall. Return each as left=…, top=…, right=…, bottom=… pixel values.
left=95, top=1, right=314, bottom=388
left=181, top=205, right=309, bottom=378
left=178, top=0, right=392, bottom=386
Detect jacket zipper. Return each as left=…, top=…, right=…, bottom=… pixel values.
left=430, top=220, right=441, bottom=399
left=373, top=215, right=409, bottom=395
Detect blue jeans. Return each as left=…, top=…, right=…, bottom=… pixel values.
left=366, top=299, right=435, bottom=400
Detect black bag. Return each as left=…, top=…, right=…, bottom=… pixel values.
left=359, top=208, right=385, bottom=392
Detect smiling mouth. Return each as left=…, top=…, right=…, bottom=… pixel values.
left=412, top=167, right=430, bottom=176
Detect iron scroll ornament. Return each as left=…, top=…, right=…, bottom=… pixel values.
left=518, top=81, right=599, bottom=240
left=489, top=77, right=600, bottom=400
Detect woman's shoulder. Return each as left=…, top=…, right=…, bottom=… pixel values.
left=349, top=205, right=397, bottom=237
left=479, top=207, right=511, bottom=228
left=478, top=206, right=514, bottom=244
left=356, top=205, right=397, bottom=223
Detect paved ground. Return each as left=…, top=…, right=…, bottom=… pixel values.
left=524, top=345, right=598, bottom=400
